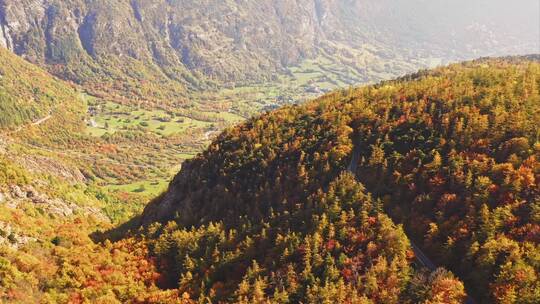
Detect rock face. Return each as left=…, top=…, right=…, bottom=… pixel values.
left=0, top=0, right=329, bottom=84
left=5, top=184, right=108, bottom=220
left=0, top=221, right=36, bottom=249
left=0, top=0, right=537, bottom=93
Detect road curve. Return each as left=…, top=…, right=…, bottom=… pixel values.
left=31, top=114, right=52, bottom=126
left=13, top=114, right=52, bottom=133
left=346, top=140, right=476, bottom=304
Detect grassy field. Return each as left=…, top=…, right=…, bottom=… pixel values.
left=103, top=179, right=170, bottom=197
left=86, top=101, right=227, bottom=137
left=192, top=52, right=384, bottom=116
left=83, top=98, right=238, bottom=197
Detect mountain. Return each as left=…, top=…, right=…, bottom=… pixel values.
left=142, top=56, right=540, bottom=303
left=1, top=0, right=538, bottom=106
left=5, top=0, right=536, bottom=195
left=0, top=0, right=537, bottom=302
left=0, top=38, right=538, bottom=302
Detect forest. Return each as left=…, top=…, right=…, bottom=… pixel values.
left=0, top=51, right=538, bottom=303
left=0, top=0, right=538, bottom=300
left=142, top=56, right=540, bottom=303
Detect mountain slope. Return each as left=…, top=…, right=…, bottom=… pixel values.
left=147, top=173, right=465, bottom=303
left=0, top=47, right=84, bottom=130
left=0, top=40, right=189, bottom=303
left=143, top=56, right=540, bottom=303
left=1, top=0, right=538, bottom=107
left=0, top=46, right=210, bottom=205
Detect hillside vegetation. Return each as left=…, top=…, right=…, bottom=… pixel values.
left=143, top=56, right=540, bottom=303
left=0, top=48, right=219, bottom=205
left=0, top=46, right=185, bottom=302
left=0, top=48, right=84, bottom=129
left=0, top=34, right=538, bottom=302
left=1, top=2, right=536, bottom=302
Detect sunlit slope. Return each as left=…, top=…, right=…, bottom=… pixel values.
left=142, top=56, right=540, bottom=303
left=0, top=48, right=85, bottom=130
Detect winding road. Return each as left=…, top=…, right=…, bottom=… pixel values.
left=31, top=114, right=52, bottom=126
left=346, top=140, right=477, bottom=304
left=13, top=113, right=52, bottom=133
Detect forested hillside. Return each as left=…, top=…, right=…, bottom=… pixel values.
left=0, top=23, right=538, bottom=302
left=143, top=56, right=540, bottom=303
left=0, top=1, right=538, bottom=302
left=0, top=47, right=84, bottom=129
